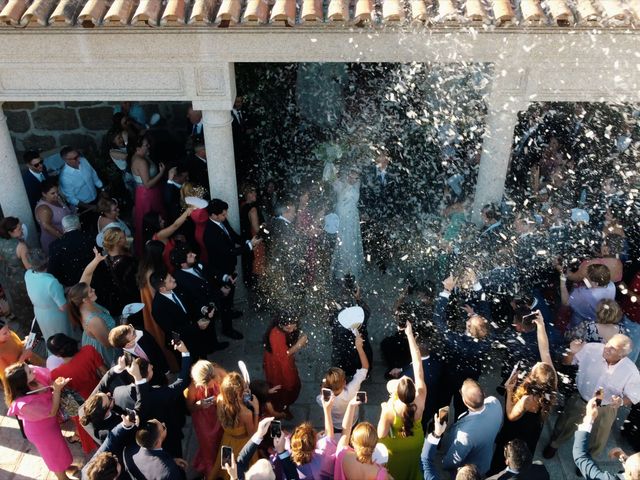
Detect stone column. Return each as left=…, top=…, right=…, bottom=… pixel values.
left=200, top=109, right=240, bottom=231
left=471, top=95, right=526, bottom=224
left=0, top=104, right=37, bottom=246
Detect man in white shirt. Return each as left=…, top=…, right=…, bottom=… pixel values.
left=544, top=334, right=640, bottom=459
left=316, top=331, right=369, bottom=431
left=58, top=146, right=103, bottom=210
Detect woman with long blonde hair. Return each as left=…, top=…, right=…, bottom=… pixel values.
left=186, top=360, right=227, bottom=476
left=335, top=397, right=388, bottom=480
left=490, top=310, right=557, bottom=474
left=208, top=372, right=259, bottom=480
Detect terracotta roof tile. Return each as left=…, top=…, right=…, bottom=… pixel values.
left=0, top=0, right=639, bottom=27
left=0, top=0, right=29, bottom=25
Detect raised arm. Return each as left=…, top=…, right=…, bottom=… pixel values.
left=338, top=398, right=360, bottom=450
left=406, top=321, right=426, bottom=406
left=154, top=206, right=194, bottom=243
left=533, top=310, right=554, bottom=367
left=354, top=330, right=369, bottom=371
left=322, top=392, right=335, bottom=439
left=79, top=248, right=106, bottom=286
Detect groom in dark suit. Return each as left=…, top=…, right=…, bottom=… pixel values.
left=359, top=151, right=399, bottom=273
left=203, top=199, right=260, bottom=339
left=21, top=150, right=48, bottom=211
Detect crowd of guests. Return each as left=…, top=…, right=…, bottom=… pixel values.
left=0, top=99, right=640, bottom=480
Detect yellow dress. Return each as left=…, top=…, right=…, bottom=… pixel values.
left=207, top=423, right=256, bottom=480
left=0, top=330, right=44, bottom=383
left=380, top=405, right=425, bottom=480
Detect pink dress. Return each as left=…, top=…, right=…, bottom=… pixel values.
left=190, top=383, right=224, bottom=475
left=333, top=446, right=387, bottom=480
left=133, top=161, right=165, bottom=255
left=7, top=366, right=73, bottom=472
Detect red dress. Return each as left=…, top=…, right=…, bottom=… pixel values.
left=263, top=328, right=301, bottom=411
left=188, top=383, right=224, bottom=475
left=191, top=208, right=210, bottom=265
left=51, top=345, right=104, bottom=453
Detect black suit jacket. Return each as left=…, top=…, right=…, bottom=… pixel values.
left=173, top=266, right=218, bottom=309
left=125, top=331, right=170, bottom=386
left=163, top=182, right=182, bottom=224
left=82, top=422, right=136, bottom=480
left=124, top=445, right=184, bottom=480
left=151, top=289, right=197, bottom=346
left=22, top=169, right=48, bottom=211
left=186, top=154, right=209, bottom=191
left=490, top=464, right=550, bottom=480
left=48, top=229, right=97, bottom=286
left=203, top=219, right=246, bottom=281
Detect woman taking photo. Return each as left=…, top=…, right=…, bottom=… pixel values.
left=186, top=359, right=227, bottom=476
left=67, top=249, right=117, bottom=365
left=34, top=179, right=74, bottom=252
left=5, top=362, right=74, bottom=480
left=335, top=397, right=388, bottom=480
left=490, top=310, right=557, bottom=474
left=378, top=320, right=426, bottom=480
left=208, top=371, right=259, bottom=480
left=130, top=135, right=166, bottom=255
left=263, top=313, right=308, bottom=414
left=0, top=217, right=31, bottom=323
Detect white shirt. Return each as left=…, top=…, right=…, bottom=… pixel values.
left=316, top=368, right=368, bottom=428
left=59, top=157, right=103, bottom=206
left=29, top=169, right=45, bottom=182
left=574, top=342, right=640, bottom=404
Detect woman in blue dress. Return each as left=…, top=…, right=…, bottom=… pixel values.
left=67, top=248, right=117, bottom=366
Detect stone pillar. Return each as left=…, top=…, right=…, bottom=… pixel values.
left=471, top=95, right=526, bottom=224
left=200, top=109, right=240, bottom=231
left=0, top=104, right=37, bottom=246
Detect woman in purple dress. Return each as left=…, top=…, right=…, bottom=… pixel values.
left=4, top=362, right=75, bottom=479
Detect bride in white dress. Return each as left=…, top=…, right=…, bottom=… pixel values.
left=331, top=167, right=365, bottom=281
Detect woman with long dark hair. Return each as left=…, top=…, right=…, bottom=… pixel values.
left=0, top=217, right=31, bottom=323
left=34, top=179, right=74, bottom=252
left=377, top=320, right=426, bottom=480
left=490, top=310, right=557, bottom=474
left=263, top=313, right=308, bottom=413
left=4, top=362, right=74, bottom=480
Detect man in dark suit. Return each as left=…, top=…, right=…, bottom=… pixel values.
left=186, top=143, right=209, bottom=192
left=573, top=396, right=638, bottom=480
left=487, top=439, right=550, bottom=480
left=163, top=164, right=189, bottom=225
left=149, top=270, right=218, bottom=358
left=359, top=151, right=399, bottom=273
left=231, top=95, right=254, bottom=177
left=171, top=245, right=229, bottom=351
left=123, top=418, right=187, bottom=480
left=82, top=415, right=138, bottom=479
left=203, top=199, right=260, bottom=339
left=47, top=214, right=96, bottom=287
left=108, top=324, right=171, bottom=385
left=21, top=150, right=48, bottom=211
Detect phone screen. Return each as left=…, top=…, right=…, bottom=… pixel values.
left=221, top=446, right=233, bottom=466
left=356, top=391, right=367, bottom=403
left=438, top=406, right=449, bottom=424
left=322, top=388, right=332, bottom=402
left=270, top=420, right=282, bottom=438
left=171, top=331, right=180, bottom=343
left=521, top=312, right=537, bottom=327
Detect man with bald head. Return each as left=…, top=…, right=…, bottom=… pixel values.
left=574, top=395, right=640, bottom=479
left=544, top=334, right=640, bottom=459
left=442, top=379, right=503, bottom=476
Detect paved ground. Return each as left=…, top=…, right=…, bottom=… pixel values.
left=0, top=266, right=635, bottom=479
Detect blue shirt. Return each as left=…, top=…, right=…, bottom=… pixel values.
left=59, top=157, right=103, bottom=206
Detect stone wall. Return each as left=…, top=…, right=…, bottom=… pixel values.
left=3, top=101, right=191, bottom=163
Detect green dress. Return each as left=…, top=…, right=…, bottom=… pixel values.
left=81, top=304, right=116, bottom=366
left=380, top=405, right=425, bottom=480
left=0, top=237, right=31, bottom=326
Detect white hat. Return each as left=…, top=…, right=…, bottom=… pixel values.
left=337, top=306, right=364, bottom=330
left=122, top=303, right=145, bottom=317
left=570, top=208, right=590, bottom=224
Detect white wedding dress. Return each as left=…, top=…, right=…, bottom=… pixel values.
left=331, top=178, right=364, bottom=281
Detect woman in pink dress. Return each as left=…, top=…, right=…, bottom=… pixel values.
left=130, top=135, right=166, bottom=255
left=186, top=360, right=227, bottom=475
left=5, top=362, right=75, bottom=480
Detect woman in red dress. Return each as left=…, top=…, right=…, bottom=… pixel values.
left=186, top=360, right=227, bottom=476
left=48, top=333, right=107, bottom=453
left=262, top=314, right=308, bottom=414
